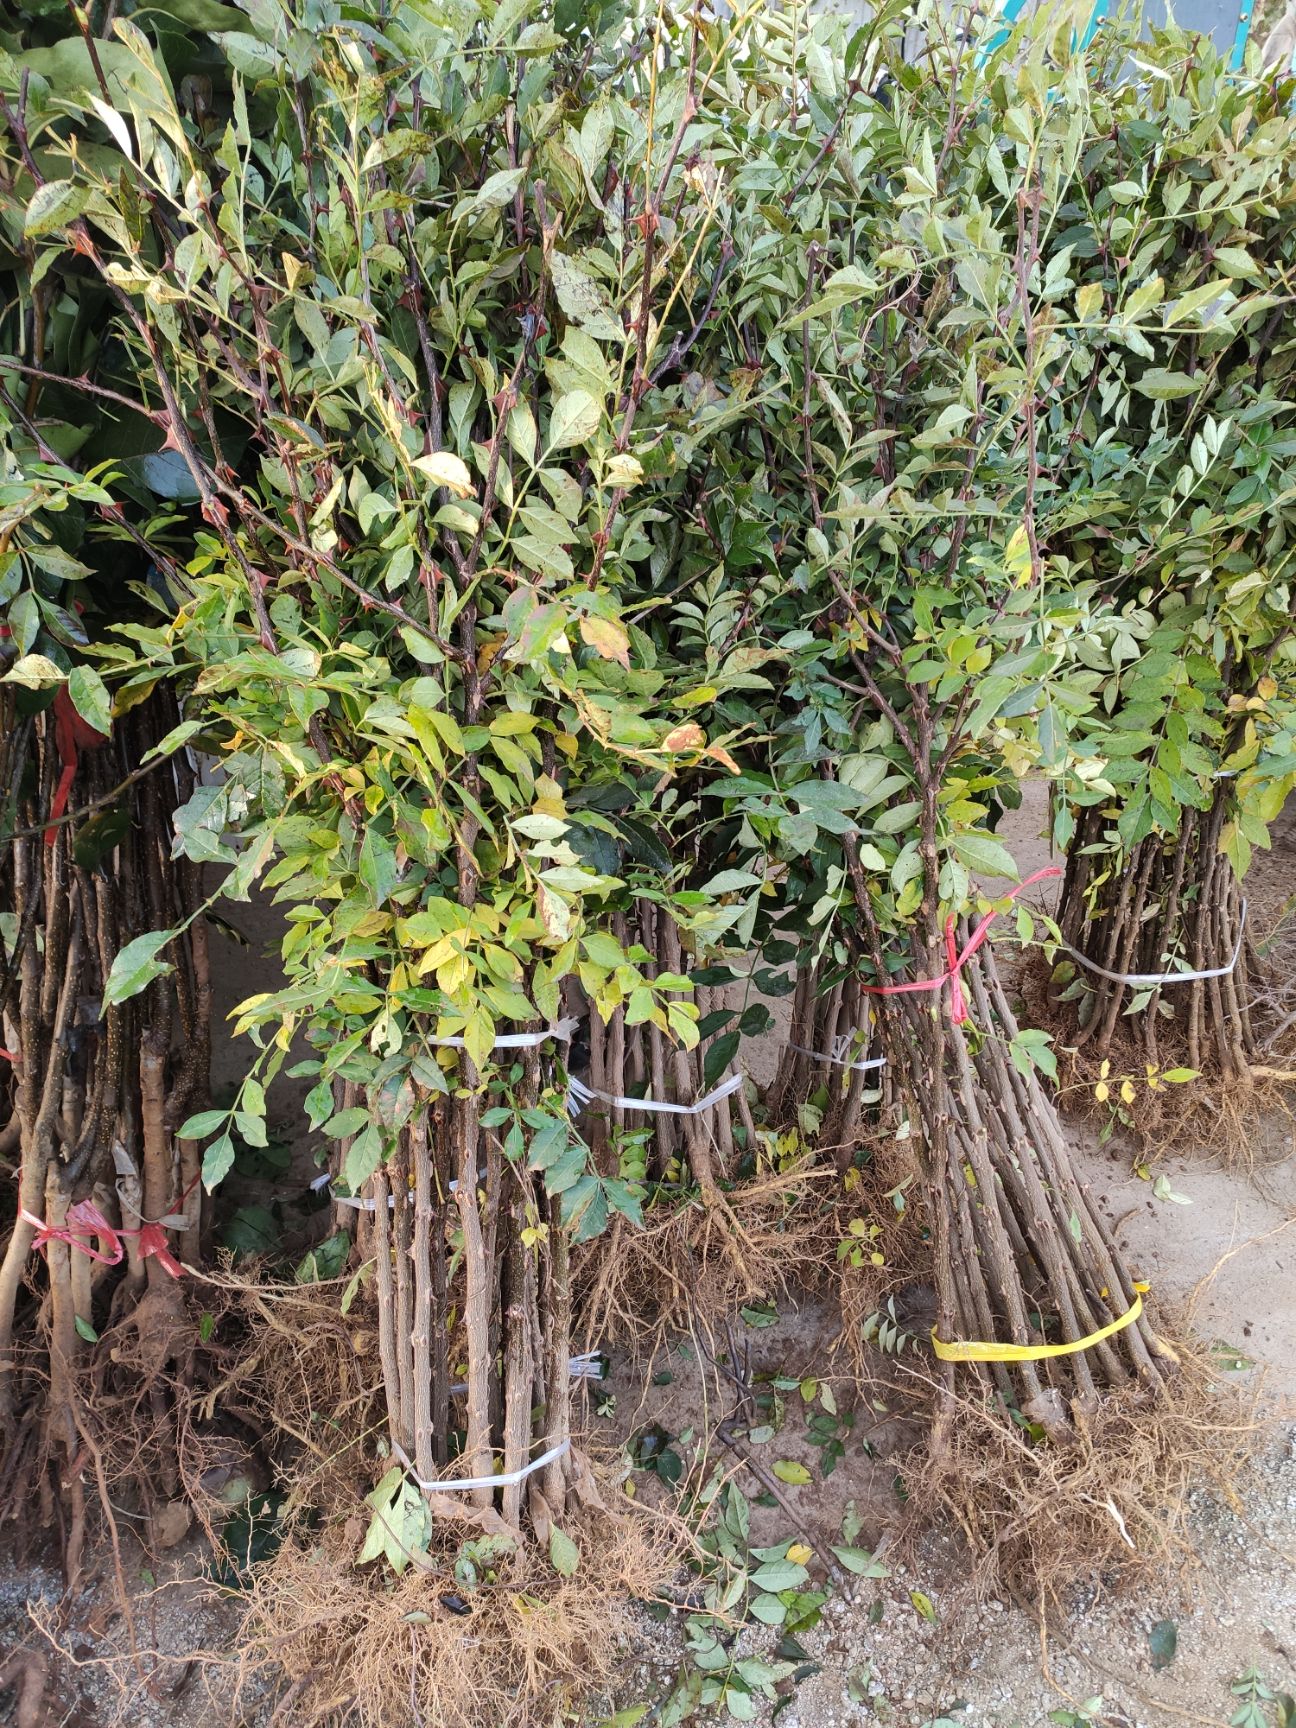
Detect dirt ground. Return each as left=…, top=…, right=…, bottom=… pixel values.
left=2, top=784, right=1294, bottom=1728
left=596, top=1146, right=1295, bottom=1728
left=590, top=784, right=1296, bottom=1728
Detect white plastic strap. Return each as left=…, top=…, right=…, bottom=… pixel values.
left=567, top=1071, right=744, bottom=1117
left=789, top=1032, right=886, bottom=1074
left=446, top=1352, right=603, bottom=1393
left=392, top=1436, right=570, bottom=1494
left=1056, top=900, right=1247, bottom=988
left=427, top=1015, right=580, bottom=1052
left=329, top=1170, right=482, bottom=1211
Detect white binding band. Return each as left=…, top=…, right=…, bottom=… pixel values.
left=446, top=1352, right=603, bottom=1392
left=788, top=1033, right=886, bottom=1074
left=1055, top=900, right=1247, bottom=988
left=567, top=1071, right=745, bottom=1117
left=426, top=1015, right=580, bottom=1052
left=392, top=1436, right=570, bottom=1494
left=327, top=1169, right=483, bottom=1210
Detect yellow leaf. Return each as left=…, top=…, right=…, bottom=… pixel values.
left=704, top=743, right=742, bottom=775
left=536, top=881, right=572, bottom=944
left=604, top=452, right=644, bottom=487
left=661, top=723, right=705, bottom=753
left=464, top=1006, right=495, bottom=1070
left=1258, top=674, right=1277, bottom=700
left=412, top=451, right=476, bottom=497
left=1075, top=281, right=1103, bottom=321
left=1094, top=1081, right=1109, bottom=1103
left=1120, top=1079, right=1136, bottom=1104
left=1005, top=524, right=1031, bottom=585
left=579, top=614, right=631, bottom=669
left=436, top=952, right=473, bottom=995
left=477, top=635, right=505, bottom=674
left=786, top=1542, right=813, bottom=1566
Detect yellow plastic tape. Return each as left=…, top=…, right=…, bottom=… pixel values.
left=931, top=1291, right=1144, bottom=1364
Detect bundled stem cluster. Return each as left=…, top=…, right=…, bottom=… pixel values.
left=0, top=685, right=208, bottom=1578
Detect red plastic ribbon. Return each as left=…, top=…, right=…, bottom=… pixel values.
left=21, top=1199, right=124, bottom=1266
left=45, top=685, right=109, bottom=847
left=19, top=1174, right=198, bottom=1280
left=860, top=865, right=1063, bottom=1025
left=136, top=1223, right=184, bottom=1279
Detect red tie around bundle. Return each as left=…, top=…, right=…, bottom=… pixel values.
left=19, top=1174, right=198, bottom=1280
left=859, top=865, right=1063, bottom=1025
left=45, top=685, right=109, bottom=847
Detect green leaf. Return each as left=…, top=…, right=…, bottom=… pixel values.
left=831, top=1545, right=890, bottom=1578
left=24, top=35, right=174, bottom=107
left=359, top=829, right=399, bottom=904
left=910, top=1590, right=937, bottom=1623
left=212, top=30, right=284, bottom=80
left=10, top=593, right=39, bottom=657
left=344, top=1125, right=382, bottom=1192
left=202, top=1133, right=235, bottom=1190
left=951, top=833, right=1019, bottom=881
left=771, top=1460, right=811, bottom=1486
left=549, top=252, right=625, bottom=343
left=1149, top=1619, right=1177, bottom=1671
left=456, top=165, right=525, bottom=219
left=749, top=1558, right=809, bottom=1591
left=24, top=179, right=92, bottom=238
left=747, top=1592, right=788, bottom=1626
left=703, top=1031, right=741, bottom=1089
left=1132, top=369, right=1200, bottom=401
left=549, top=1525, right=579, bottom=1577
left=740, top=1301, right=778, bottom=1329
left=74, top=1314, right=99, bottom=1343
left=358, top=1467, right=430, bottom=1575
left=784, top=264, right=878, bottom=324
left=323, top=1107, right=370, bottom=1139
left=548, top=389, right=601, bottom=449
left=341, top=1262, right=370, bottom=1315
left=103, top=928, right=176, bottom=1007
left=177, top=1109, right=228, bottom=1140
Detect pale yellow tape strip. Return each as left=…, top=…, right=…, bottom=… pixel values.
left=932, top=1289, right=1145, bottom=1363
